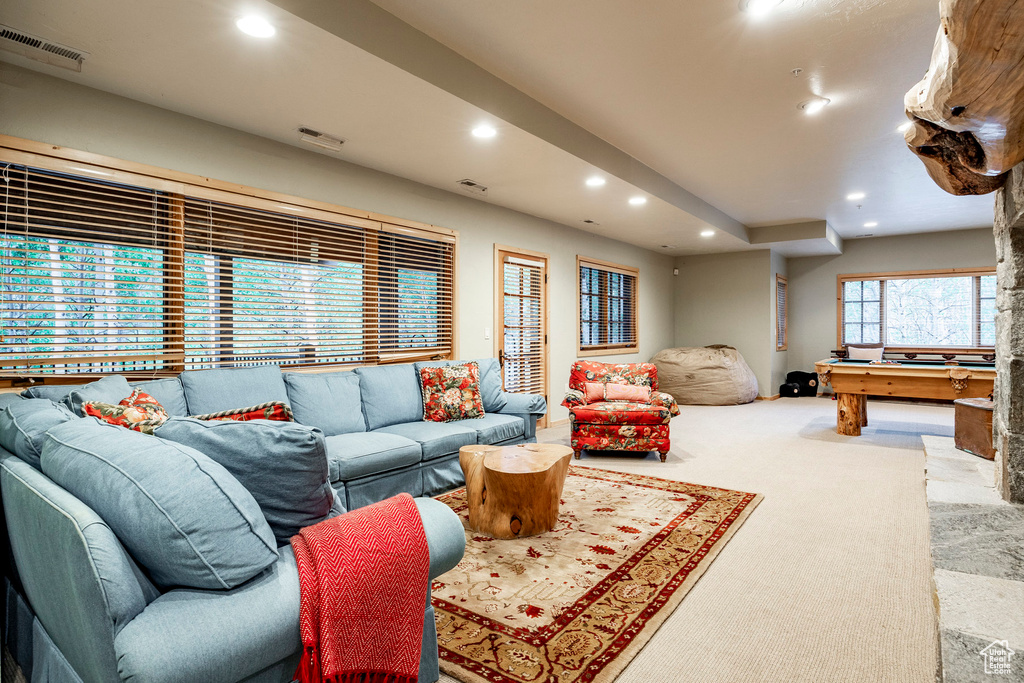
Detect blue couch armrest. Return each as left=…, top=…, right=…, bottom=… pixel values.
left=496, top=392, right=547, bottom=442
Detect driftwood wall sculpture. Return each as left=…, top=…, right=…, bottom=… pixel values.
left=904, top=0, right=1024, bottom=195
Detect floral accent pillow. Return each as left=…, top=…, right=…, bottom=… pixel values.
left=191, top=401, right=294, bottom=423
left=82, top=389, right=169, bottom=434
left=604, top=383, right=652, bottom=403
left=420, top=362, right=485, bottom=422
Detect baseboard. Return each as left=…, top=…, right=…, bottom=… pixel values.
left=756, top=394, right=782, bottom=401
left=546, top=418, right=570, bottom=427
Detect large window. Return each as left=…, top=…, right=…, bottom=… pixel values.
left=577, top=256, right=638, bottom=355
left=838, top=269, right=996, bottom=352
left=0, top=150, right=456, bottom=376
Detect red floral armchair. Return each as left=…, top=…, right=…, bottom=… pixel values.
left=560, top=361, right=680, bottom=462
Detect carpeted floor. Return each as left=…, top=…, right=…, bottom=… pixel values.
left=440, top=396, right=947, bottom=683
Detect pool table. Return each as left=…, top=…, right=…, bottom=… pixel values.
left=814, top=358, right=996, bottom=436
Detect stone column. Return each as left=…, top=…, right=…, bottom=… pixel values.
left=993, top=163, right=1024, bottom=503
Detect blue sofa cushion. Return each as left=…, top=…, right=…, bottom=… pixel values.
left=323, top=432, right=421, bottom=482
left=41, top=419, right=278, bottom=590
left=354, top=365, right=423, bottom=430
left=0, top=399, right=78, bottom=469
left=131, top=378, right=189, bottom=417
left=470, top=413, right=525, bottom=444
left=20, top=384, right=81, bottom=402
left=155, top=417, right=342, bottom=545
left=0, top=393, right=24, bottom=410
left=114, top=547, right=301, bottom=683
left=65, top=376, right=133, bottom=416
left=283, top=371, right=365, bottom=435
left=415, top=359, right=506, bottom=413
left=179, top=365, right=290, bottom=416
left=374, top=421, right=477, bottom=461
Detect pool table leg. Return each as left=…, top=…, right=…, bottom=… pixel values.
left=860, top=394, right=868, bottom=427
left=836, top=392, right=863, bottom=436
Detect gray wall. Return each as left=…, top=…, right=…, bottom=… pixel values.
left=786, top=228, right=997, bottom=374
left=0, top=63, right=676, bottom=423
left=673, top=250, right=774, bottom=395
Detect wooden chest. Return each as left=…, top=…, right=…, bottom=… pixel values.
left=954, top=397, right=995, bottom=460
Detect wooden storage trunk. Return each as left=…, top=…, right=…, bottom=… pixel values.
left=953, top=397, right=995, bottom=460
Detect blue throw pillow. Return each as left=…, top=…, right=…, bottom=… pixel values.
left=283, top=371, right=365, bottom=435
left=353, top=365, right=423, bottom=430
left=20, top=384, right=82, bottom=402
left=155, top=417, right=342, bottom=545
left=41, top=419, right=278, bottom=590
left=0, top=400, right=78, bottom=469
left=64, top=376, right=133, bottom=416
left=179, top=365, right=290, bottom=416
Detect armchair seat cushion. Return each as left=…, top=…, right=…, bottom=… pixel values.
left=570, top=402, right=672, bottom=425
left=373, top=421, right=477, bottom=461
left=324, top=432, right=422, bottom=482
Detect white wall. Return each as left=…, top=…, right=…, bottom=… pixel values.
left=0, top=63, right=676, bottom=422
left=786, top=228, right=997, bottom=373
left=673, top=250, right=774, bottom=395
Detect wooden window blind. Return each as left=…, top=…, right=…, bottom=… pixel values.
left=500, top=253, right=545, bottom=395
left=776, top=274, right=788, bottom=351
left=837, top=268, right=996, bottom=353
left=577, top=256, right=638, bottom=355
left=0, top=151, right=456, bottom=376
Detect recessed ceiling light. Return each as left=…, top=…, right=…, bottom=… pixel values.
left=471, top=125, right=497, bottom=139
left=864, top=221, right=878, bottom=228
left=743, top=0, right=784, bottom=18
left=846, top=192, right=866, bottom=201
left=799, top=97, right=831, bottom=115
left=700, top=229, right=715, bottom=237
left=236, top=15, right=275, bottom=38
left=586, top=176, right=606, bottom=187
left=628, top=196, right=647, bottom=206
left=898, top=121, right=913, bottom=133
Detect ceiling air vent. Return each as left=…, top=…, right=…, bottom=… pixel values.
left=583, top=219, right=600, bottom=226
left=456, top=179, right=488, bottom=195
left=0, top=25, right=88, bottom=72
left=297, top=126, right=345, bottom=152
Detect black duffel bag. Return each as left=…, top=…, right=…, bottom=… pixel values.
left=786, top=371, right=819, bottom=397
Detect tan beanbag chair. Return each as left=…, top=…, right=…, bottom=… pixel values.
left=652, top=345, right=758, bottom=405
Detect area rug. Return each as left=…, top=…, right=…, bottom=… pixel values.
left=431, top=465, right=762, bottom=683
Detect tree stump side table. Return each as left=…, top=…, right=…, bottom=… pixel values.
left=458, top=443, right=573, bottom=539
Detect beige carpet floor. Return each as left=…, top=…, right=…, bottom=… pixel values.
left=440, top=396, right=948, bottom=683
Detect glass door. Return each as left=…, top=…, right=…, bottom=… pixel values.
left=495, top=246, right=548, bottom=426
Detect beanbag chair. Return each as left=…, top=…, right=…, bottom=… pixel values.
left=652, top=345, right=758, bottom=405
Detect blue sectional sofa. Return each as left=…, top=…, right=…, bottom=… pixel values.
left=0, top=358, right=546, bottom=683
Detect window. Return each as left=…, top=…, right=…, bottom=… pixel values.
left=577, top=256, right=638, bottom=355
left=776, top=274, right=787, bottom=351
left=0, top=149, right=456, bottom=376
left=838, top=269, right=996, bottom=352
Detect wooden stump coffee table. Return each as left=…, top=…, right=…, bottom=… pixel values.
left=458, top=443, right=573, bottom=539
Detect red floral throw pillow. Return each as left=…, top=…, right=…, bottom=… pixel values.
left=191, top=401, right=294, bottom=423
left=420, top=362, right=485, bottom=422
left=82, top=389, right=169, bottom=435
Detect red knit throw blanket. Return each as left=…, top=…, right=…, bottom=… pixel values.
left=291, top=493, right=429, bottom=683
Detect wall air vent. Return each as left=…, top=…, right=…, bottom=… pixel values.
left=297, top=126, right=346, bottom=152
left=0, top=25, right=88, bottom=72
left=456, top=178, right=488, bottom=195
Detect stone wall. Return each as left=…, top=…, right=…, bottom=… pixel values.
left=993, top=164, right=1024, bottom=503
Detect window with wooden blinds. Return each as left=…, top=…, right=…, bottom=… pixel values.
left=837, top=268, right=995, bottom=353
left=578, top=256, right=638, bottom=355
left=0, top=155, right=456, bottom=376
left=500, top=253, right=545, bottom=395
left=776, top=274, right=788, bottom=351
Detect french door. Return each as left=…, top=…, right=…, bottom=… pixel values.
left=495, top=245, right=548, bottom=426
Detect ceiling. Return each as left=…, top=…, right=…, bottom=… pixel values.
left=0, top=0, right=997, bottom=257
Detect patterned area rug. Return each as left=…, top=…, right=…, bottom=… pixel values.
left=431, top=466, right=762, bottom=683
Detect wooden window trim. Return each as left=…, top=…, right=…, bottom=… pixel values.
left=0, top=135, right=459, bottom=383
left=836, top=267, right=996, bottom=354
left=576, top=255, right=639, bottom=356
left=776, top=274, right=788, bottom=351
